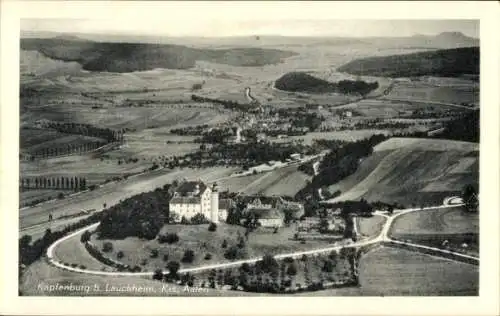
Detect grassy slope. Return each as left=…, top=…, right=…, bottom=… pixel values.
left=388, top=207, right=479, bottom=256
left=301, top=246, right=478, bottom=296
left=327, top=138, right=479, bottom=205
left=356, top=246, right=478, bottom=296
left=21, top=38, right=296, bottom=72
left=217, top=164, right=312, bottom=197
left=389, top=207, right=478, bottom=237
left=337, top=47, right=479, bottom=78
left=92, top=222, right=332, bottom=271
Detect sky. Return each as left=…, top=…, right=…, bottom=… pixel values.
left=21, top=19, right=479, bottom=38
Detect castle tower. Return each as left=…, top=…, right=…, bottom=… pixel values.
left=210, top=182, right=219, bottom=223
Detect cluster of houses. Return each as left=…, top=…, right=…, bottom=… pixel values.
left=168, top=180, right=304, bottom=228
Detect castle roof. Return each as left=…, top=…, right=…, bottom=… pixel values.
left=248, top=208, right=284, bottom=220
left=174, top=181, right=208, bottom=197
left=170, top=196, right=201, bottom=204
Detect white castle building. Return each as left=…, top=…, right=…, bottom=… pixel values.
left=169, top=181, right=231, bottom=223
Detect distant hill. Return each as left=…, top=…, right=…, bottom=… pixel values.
left=368, top=32, right=479, bottom=49
left=337, top=47, right=479, bottom=78
left=20, top=37, right=296, bottom=72
left=275, top=72, right=378, bottom=95
left=20, top=31, right=478, bottom=49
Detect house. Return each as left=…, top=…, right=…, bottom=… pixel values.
left=225, top=126, right=243, bottom=144
left=242, top=195, right=304, bottom=227
left=169, top=181, right=231, bottom=223
left=248, top=208, right=284, bottom=228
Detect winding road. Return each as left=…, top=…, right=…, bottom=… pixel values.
left=45, top=203, right=479, bottom=278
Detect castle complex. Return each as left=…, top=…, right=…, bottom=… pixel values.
left=168, top=181, right=230, bottom=223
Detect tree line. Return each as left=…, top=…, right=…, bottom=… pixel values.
left=39, top=121, right=124, bottom=143
left=20, top=176, right=87, bottom=191
left=191, top=94, right=260, bottom=113
left=296, top=134, right=389, bottom=201
left=30, top=141, right=106, bottom=160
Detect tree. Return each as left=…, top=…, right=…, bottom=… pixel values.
left=168, top=212, right=180, bottom=223
left=258, top=254, right=279, bottom=274
left=117, top=251, right=124, bottom=259
left=158, top=233, right=179, bottom=244
left=166, top=261, right=180, bottom=278
left=190, top=213, right=209, bottom=224
left=462, top=184, right=478, bottom=212
left=221, top=239, right=228, bottom=249
left=319, top=218, right=330, bottom=233
left=286, top=263, right=298, bottom=276
left=208, top=222, right=217, bottom=232
left=182, top=249, right=195, bottom=263
left=153, top=269, right=163, bottom=281
left=387, top=205, right=394, bottom=215
left=224, top=245, right=246, bottom=260
left=322, top=260, right=334, bottom=273
left=102, top=242, right=113, bottom=253
left=80, top=230, right=91, bottom=243
left=150, top=248, right=159, bottom=258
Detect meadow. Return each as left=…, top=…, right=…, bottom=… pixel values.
left=89, top=222, right=335, bottom=272
left=218, top=164, right=311, bottom=197
left=301, top=246, right=478, bottom=296
left=356, top=216, right=387, bottom=239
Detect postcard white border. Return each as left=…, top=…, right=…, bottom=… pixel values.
left=1, top=1, right=499, bottom=316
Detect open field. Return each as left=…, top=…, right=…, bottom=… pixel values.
left=385, top=82, right=479, bottom=106
left=327, top=138, right=479, bottom=206
left=20, top=189, right=66, bottom=206
left=218, top=164, right=311, bottom=197
left=20, top=127, right=107, bottom=155
left=389, top=207, right=478, bottom=236
left=357, top=246, right=478, bottom=295
left=20, top=155, right=151, bottom=186
left=52, top=230, right=105, bottom=271
left=22, top=105, right=234, bottom=131
left=90, top=222, right=334, bottom=272
left=302, top=246, right=478, bottom=296
left=356, top=216, right=387, bottom=238
left=389, top=206, right=479, bottom=256
left=332, top=98, right=468, bottom=118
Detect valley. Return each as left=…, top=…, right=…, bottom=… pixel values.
left=18, top=29, right=480, bottom=297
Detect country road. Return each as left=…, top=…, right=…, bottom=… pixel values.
left=45, top=203, right=478, bottom=278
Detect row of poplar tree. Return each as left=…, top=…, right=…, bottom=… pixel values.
left=40, top=121, right=125, bottom=143
left=20, top=176, right=87, bottom=191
